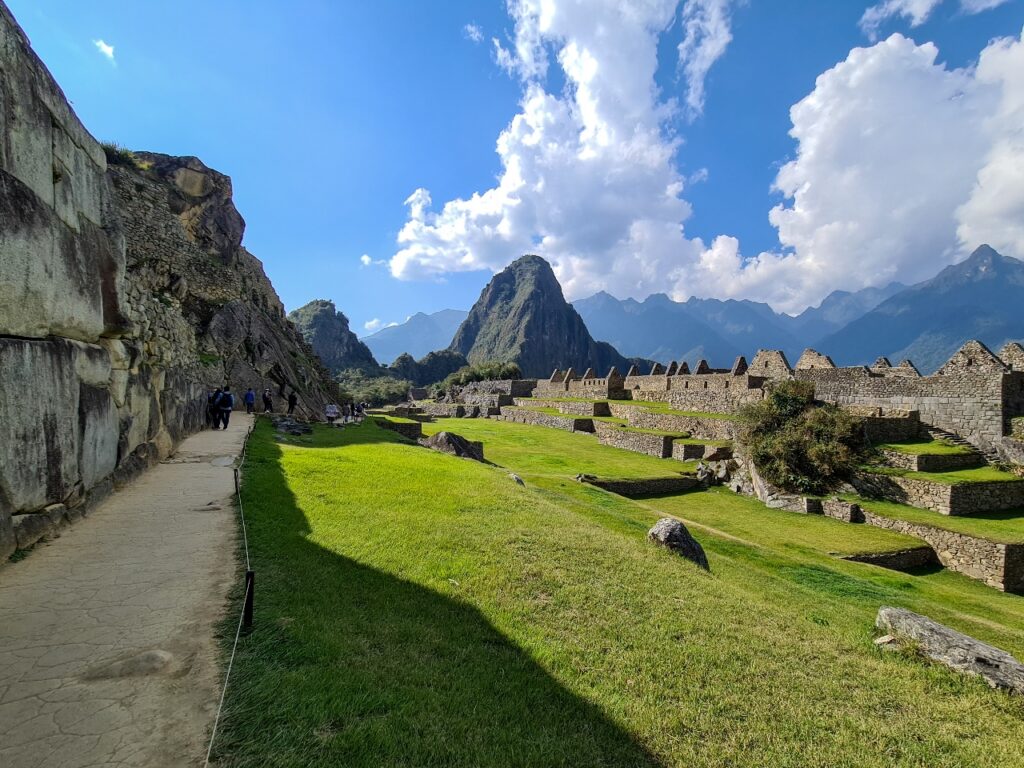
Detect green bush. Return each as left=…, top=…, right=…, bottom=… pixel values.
left=435, top=361, right=522, bottom=396
left=737, top=380, right=867, bottom=495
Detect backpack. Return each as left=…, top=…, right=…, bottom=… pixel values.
left=220, top=393, right=234, bottom=409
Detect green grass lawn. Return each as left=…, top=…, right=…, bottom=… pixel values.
left=424, top=417, right=690, bottom=479
left=844, top=495, right=1024, bottom=544
left=219, top=418, right=1024, bottom=767
left=865, top=464, right=1022, bottom=484
left=877, top=439, right=975, bottom=456
left=372, top=414, right=418, bottom=425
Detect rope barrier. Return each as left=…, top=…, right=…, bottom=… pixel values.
left=202, top=416, right=256, bottom=768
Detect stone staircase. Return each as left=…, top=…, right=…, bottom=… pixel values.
left=924, top=426, right=999, bottom=464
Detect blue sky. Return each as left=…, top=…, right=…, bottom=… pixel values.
left=9, top=0, right=1024, bottom=334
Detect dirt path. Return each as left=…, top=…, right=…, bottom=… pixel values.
left=0, top=416, right=252, bottom=768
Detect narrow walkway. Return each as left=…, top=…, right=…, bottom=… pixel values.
left=0, top=416, right=252, bottom=768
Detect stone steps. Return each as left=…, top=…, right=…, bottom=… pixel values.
left=925, top=426, right=1000, bottom=464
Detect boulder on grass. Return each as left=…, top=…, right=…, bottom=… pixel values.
left=876, top=607, right=1024, bottom=694
left=419, top=431, right=485, bottom=462
left=647, top=518, right=709, bottom=571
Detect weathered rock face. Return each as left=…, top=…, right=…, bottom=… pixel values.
left=419, top=431, right=485, bottom=462
left=647, top=518, right=710, bottom=570
left=288, top=299, right=380, bottom=375
left=0, top=4, right=337, bottom=558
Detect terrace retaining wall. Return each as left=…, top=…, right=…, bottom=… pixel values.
left=880, top=449, right=981, bottom=473
left=584, top=476, right=698, bottom=498
left=608, top=404, right=736, bottom=441
left=593, top=422, right=677, bottom=458
left=862, top=511, right=1024, bottom=592
left=498, top=409, right=594, bottom=433
left=851, top=472, right=1024, bottom=516
left=374, top=419, right=423, bottom=440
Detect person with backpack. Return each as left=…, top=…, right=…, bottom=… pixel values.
left=207, top=388, right=222, bottom=429
left=262, top=388, right=273, bottom=413
left=244, top=388, right=256, bottom=414
left=287, top=391, right=298, bottom=416
left=218, top=386, right=235, bottom=429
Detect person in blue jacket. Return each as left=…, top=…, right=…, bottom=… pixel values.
left=243, top=387, right=256, bottom=414
left=218, top=386, right=235, bottom=429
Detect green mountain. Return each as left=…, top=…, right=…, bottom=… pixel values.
left=289, top=299, right=381, bottom=375
left=449, top=255, right=636, bottom=378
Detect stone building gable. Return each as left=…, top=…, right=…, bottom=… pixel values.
left=795, top=348, right=836, bottom=370
left=1000, top=342, right=1024, bottom=371
left=937, top=340, right=1007, bottom=375
left=749, top=349, right=792, bottom=378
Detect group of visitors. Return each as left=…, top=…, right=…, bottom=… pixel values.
left=325, top=402, right=366, bottom=426
left=208, top=384, right=346, bottom=429
left=206, top=387, right=236, bottom=430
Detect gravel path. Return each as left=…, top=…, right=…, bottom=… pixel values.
left=0, top=416, right=251, bottom=768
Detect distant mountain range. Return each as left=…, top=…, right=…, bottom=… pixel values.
left=294, top=245, right=1024, bottom=384
left=574, top=282, right=906, bottom=368
left=363, top=309, right=468, bottom=364
left=576, top=246, right=1023, bottom=374
left=819, top=245, right=1024, bottom=373
left=449, top=254, right=642, bottom=378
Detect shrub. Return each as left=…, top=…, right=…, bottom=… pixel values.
left=737, top=380, right=867, bottom=495
left=436, top=361, right=522, bottom=396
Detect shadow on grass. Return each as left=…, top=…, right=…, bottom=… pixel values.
left=216, top=422, right=660, bottom=768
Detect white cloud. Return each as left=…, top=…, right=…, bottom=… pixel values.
left=363, top=317, right=400, bottom=333
left=391, top=0, right=719, bottom=300
left=687, top=30, right=1024, bottom=313
left=360, top=253, right=386, bottom=267
left=860, top=0, right=1012, bottom=39
left=464, top=23, right=484, bottom=43
left=93, top=39, right=115, bottom=63
left=678, top=0, right=734, bottom=117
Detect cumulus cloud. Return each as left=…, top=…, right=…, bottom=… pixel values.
left=391, top=0, right=718, bottom=300
left=360, top=253, right=386, bottom=267
left=688, top=30, right=1024, bottom=312
left=464, top=23, right=484, bottom=43
left=678, top=0, right=734, bottom=116
left=93, top=39, right=115, bottom=62
left=390, top=0, right=1024, bottom=314
left=860, top=0, right=1012, bottom=39
left=363, top=318, right=400, bottom=333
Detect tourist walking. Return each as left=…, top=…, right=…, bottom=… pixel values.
left=206, top=388, right=222, bottom=429
left=244, top=387, right=256, bottom=414
left=287, top=391, right=298, bottom=416
left=325, top=403, right=340, bottom=425
left=262, top=388, right=273, bottom=413
left=218, top=386, right=235, bottom=429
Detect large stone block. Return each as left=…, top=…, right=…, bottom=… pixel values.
left=0, top=338, right=81, bottom=514
left=78, top=383, right=118, bottom=488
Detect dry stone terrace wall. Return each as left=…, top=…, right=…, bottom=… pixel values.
left=592, top=422, right=678, bottom=458
left=608, top=404, right=737, bottom=441
left=513, top=398, right=612, bottom=416
left=862, top=511, right=1024, bottom=592
left=880, top=449, right=982, bottom=473
left=0, top=6, right=336, bottom=558
left=498, top=409, right=594, bottom=433
left=850, top=472, right=1024, bottom=516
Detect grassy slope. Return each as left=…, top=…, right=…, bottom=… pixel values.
left=220, top=419, right=1024, bottom=768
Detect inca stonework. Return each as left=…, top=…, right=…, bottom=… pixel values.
left=0, top=6, right=337, bottom=558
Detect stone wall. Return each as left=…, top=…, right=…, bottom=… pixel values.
left=850, top=472, right=1024, bottom=516
left=583, top=477, right=698, bottom=498
left=608, top=404, right=737, bottom=441
left=592, top=422, right=677, bottom=458
left=374, top=419, right=423, bottom=440
left=843, top=547, right=938, bottom=573
left=0, top=6, right=337, bottom=559
left=797, top=365, right=1022, bottom=450
left=513, top=398, right=612, bottom=416
left=420, top=403, right=477, bottom=418
left=879, top=449, right=981, bottom=473
left=497, top=409, right=593, bottom=432
left=862, top=511, right=1024, bottom=592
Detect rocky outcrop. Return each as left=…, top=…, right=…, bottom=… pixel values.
left=647, top=518, right=709, bottom=570
left=876, top=607, right=1024, bottom=694
left=289, top=299, right=380, bottom=375
left=449, top=255, right=636, bottom=378
left=0, top=5, right=337, bottom=558
left=419, top=431, right=485, bottom=462
left=388, top=349, right=467, bottom=386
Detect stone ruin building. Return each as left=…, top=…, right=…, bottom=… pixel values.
left=528, top=340, right=1024, bottom=464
